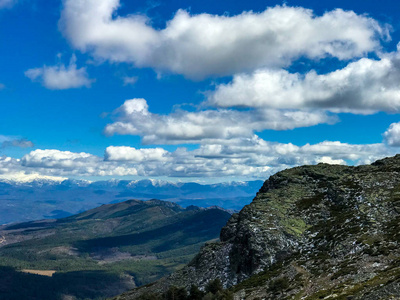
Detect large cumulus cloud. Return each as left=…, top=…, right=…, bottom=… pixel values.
left=59, top=0, right=388, bottom=79
left=209, top=50, right=400, bottom=114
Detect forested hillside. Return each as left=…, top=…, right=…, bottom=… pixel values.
left=0, top=199, right=231, bottom=299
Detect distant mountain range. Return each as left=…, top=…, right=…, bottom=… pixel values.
left=0, top=178, right=262, bottom=224
left=0, top=198, right=232, bottom=300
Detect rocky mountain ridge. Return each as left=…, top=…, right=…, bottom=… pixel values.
left=116, top=155, right=400, bottom=299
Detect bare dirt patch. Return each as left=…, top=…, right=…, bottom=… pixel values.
left=21, top=269, right=56, bottom=277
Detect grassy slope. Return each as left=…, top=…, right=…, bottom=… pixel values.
left=0, top=199, right=231, bottom=300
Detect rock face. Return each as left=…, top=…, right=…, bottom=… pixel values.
left=115, top=155, right=400, bottom=299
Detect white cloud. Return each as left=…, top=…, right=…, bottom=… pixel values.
left=104, top=98, right=336, bottom=144
left=383, top=122, right=400, bottom=146
left=209, top=51, right=400, bottom=114
left=105, top=146, right=169, bottom=162
left=19, top=149, right=139, bottom=177
left=0, top=136, right=397, bottom=180
left=298, top=141, right=388, bottom=164
left=59, top=1, right=388, bottom=79
left=25, top=55, right=94, bottom=90
left=0, top=156, right=21, bottom=175
left=315, top=157, right=346, bottom=165
left=194, top=137, right=390, bottom=167
left=21, top=149, right=96, bottom=169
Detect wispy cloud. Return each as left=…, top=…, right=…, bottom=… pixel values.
left=0, top=0, right=17, bottom=9
left=122, top=76, right=138, bottom=86
left=0, top=135, right=34, bottom=148
left=25, top=55, right=94, bottom=90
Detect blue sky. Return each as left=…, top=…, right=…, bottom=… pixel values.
left=1, top=0, right=400, bottom=183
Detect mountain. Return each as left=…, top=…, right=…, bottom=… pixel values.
left=0, top=179, right=262, bottom=224
left=116, top=155, right=400, bottom=299
left=0, top=199, right=232, bottom=300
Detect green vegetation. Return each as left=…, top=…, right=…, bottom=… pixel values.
left=136, top=280, right=233, bottom=300
left=0, top=200, right=231, bottom=300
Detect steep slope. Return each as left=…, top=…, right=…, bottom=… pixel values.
left=0, top=199, right=232, bottom=300
left=116, top=155, right=400, bottom=299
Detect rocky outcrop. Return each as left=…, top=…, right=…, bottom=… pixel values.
left=115, top=155, right=400, bottom=299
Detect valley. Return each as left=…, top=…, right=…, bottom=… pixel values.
left=0, top=199, right=232, bottom=299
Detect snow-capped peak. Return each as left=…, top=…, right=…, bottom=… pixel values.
left=0, top=172, right=68, bottom=185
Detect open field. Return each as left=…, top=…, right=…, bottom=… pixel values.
left=21, top=269, right=56, bottom=277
